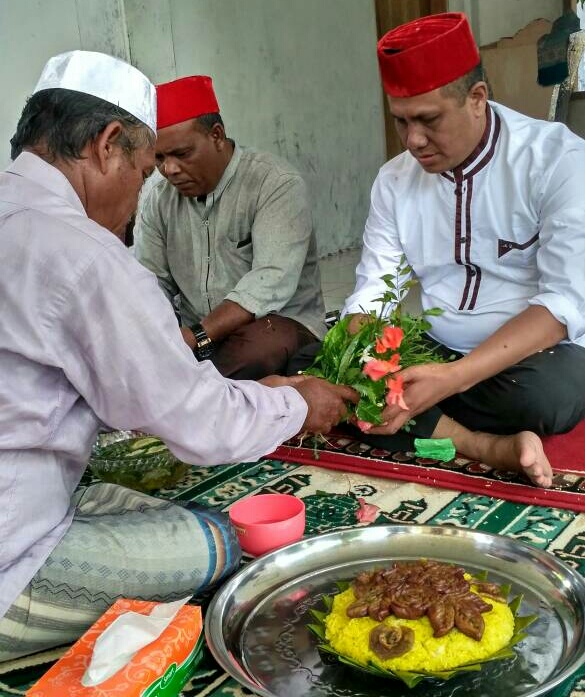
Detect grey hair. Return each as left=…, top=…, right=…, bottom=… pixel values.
left=10, top=88, right=154, bottom=162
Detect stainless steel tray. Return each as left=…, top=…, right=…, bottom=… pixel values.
left=205, top=525, right=585, bottom=697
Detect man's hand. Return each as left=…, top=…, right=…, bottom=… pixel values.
left=180, top=326, right=197, bottom=350
left=259, top=374, right=310, bottom=389
left=369, top=305, right=569, bottom=435
left=347, top=313, right=373, bottom=335
left=260, top=374, right=357, bottom=433
left=368, top=362, right=463, bottom=435
left=293, top=377, right=358, bottom=434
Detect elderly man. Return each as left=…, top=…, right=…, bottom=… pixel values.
left=344, top=12, right=585, bottom=487
left=134, top=76, right=326, bottom=380
left=0, top=51, right=355, bottom=661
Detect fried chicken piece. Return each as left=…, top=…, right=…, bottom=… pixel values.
left=428, top=601, right=456, bottom=637
left=472, top=582, right=507, bottom=604
left=346, top=560, right=502, bottom=644
left=454, top=603, right=485, bottom=641
left=369, top=624, right=415, bottom=660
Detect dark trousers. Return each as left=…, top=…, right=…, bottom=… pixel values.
left=287, top=340, right=585, bottom=449
left=212, top=314, right=317, bottom=381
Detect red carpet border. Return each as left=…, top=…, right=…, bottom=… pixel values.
left=269, top=432, right=585, bottom=513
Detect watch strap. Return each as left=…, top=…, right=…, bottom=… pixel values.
left=192, top=323, right=214, bottom=360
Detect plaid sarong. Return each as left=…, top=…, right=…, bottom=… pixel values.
left=0, top=483, right=240, bottom=662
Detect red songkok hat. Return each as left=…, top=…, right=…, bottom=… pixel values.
left=377, top=12, right=480, bottom=98
left=156, top=75, right=220, bottom=130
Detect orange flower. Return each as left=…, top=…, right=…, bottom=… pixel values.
left=375, top=326, right=404, bottom=353
left=363, top=356, right=401, bottom=381
left=386, top=353, right=401, bottom=373
left=386, top=375, right=409, bottom=410
left=374, top=337, right=387, bottom=354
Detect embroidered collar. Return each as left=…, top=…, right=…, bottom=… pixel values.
left=441, top=103, right=501, bottom=183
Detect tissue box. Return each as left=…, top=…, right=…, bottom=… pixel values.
left=27, top=598, right=203, bottom=696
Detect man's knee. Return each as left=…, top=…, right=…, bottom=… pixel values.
left=500, top=372, right=585, bottom=435
left=454, top=347, right=585, bottom=435
left=213, top=316, right=314, bottom=379
left=183, top=504, right=242, bottom=591
left=286, top=341, right=322, bottom=375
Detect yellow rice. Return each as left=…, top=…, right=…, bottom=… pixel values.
left=324, top=586, right=515, bottom=673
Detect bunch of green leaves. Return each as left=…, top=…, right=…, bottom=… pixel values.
left=305, top=256, right=447, bottom=425
left=307, top=578, right=537, bottom=689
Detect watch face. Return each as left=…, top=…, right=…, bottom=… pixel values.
left=195, top=336, right=214, bottom=360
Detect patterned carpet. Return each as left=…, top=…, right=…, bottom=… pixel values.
left=3, top=458, right=585, bottom=696
left=271, top=431, right=585, bottom=512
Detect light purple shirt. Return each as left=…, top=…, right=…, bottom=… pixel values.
left=0, top=153, right=307, bottom=618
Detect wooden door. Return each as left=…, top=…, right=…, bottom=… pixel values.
left=375, top=0, right=448, bottom=158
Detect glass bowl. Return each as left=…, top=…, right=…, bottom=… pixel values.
left=89, top=430, right=189, bottom=493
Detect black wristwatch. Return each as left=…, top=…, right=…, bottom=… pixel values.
left=192, top=323, right=214, bottom=361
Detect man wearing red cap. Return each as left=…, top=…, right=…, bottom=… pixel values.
left=135, top=75, right=326, bottom=380
left=341, top=13, right=585, bottom=487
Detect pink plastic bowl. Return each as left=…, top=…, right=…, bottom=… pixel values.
left=228, top=493, right=306, bottom=556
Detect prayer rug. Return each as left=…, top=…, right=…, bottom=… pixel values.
left=543, top=418, right=585, bottom=471
left=270, top=432, right=585, bottom=513
left=3, top=459, right=585, bottom=696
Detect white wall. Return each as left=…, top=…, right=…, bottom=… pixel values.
left=449, top=0, right=564, bottom=45
left=2, top=0, right=384, bottom=256
left=578, top=3, right=585, bottom=91
left=125, top=0, right=385, bottom=256
left=1, top=0, right=80, bottom=168
left=0, top=0, right=129, bottom=169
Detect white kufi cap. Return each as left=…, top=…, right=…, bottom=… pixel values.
left=33, top=50, right=156, bottom=133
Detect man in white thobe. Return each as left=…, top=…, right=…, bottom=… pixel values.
left=346, top=13, right=585, bottom=487
left=292, top=13, right=585, bottom=488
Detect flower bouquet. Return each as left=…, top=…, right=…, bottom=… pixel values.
left=306, top=257, right=448, bottom=431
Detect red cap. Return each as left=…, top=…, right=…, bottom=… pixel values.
left=377, top=13, right=480, bottom=98
left=156, top=75, right=220, bottom=130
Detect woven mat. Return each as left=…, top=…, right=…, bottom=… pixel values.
left=4, top=458, right=585, bottom=696
left=270, top=431, right=585, bottom=513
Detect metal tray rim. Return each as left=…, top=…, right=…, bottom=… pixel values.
left=205, top=524, right=585, bottom=697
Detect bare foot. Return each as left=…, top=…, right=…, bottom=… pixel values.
left=433, top=417, right=554, bottom=488
left=476, top=431, right=553, bottom=488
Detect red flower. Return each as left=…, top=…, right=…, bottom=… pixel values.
left=375, top=326, right=404, bottom=353
left=363, top=355, right=401, bottom=381
left=374, top=337, right=387, bottom=354
left=386, top=375, right=409, bottom=410
left=356, top=419, right=374, bottom=433
left=386, top=353, right=401, bottom=373
left=355, top=497, right=380, bottom=523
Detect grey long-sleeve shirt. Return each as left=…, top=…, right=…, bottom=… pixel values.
left=135, top=145, right=326, bottom=339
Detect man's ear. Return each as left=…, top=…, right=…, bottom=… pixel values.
left=93, top=121, right=125, bottom=174
left=468, top=82, right=488, bottom=117
left=210, top=123, right=227, bottom=151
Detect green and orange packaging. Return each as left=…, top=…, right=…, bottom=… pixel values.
left=27, top=598, right=203, bottom=696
